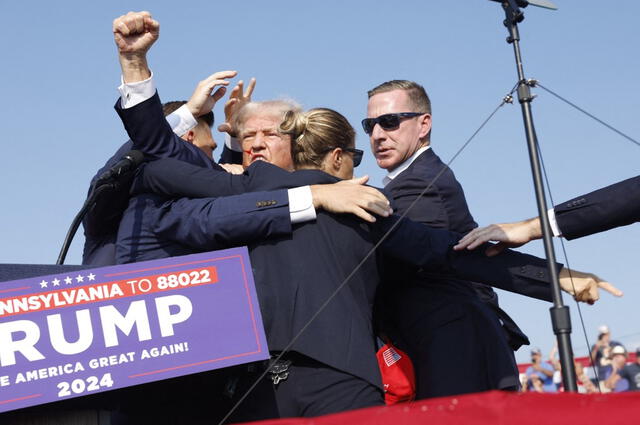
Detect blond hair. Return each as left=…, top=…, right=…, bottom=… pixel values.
left=279, top=108, right=355, bottom=169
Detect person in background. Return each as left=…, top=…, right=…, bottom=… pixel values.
left=617, top=347, right=640, bottom=392
left=603, top=345, right=630, bottom=392
left=591, top=325, right=623, bottom=380
left=525, top=348, right=556, bottom=393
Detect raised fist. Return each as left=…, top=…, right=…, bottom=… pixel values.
left=113, top=11, right=159, bottom=55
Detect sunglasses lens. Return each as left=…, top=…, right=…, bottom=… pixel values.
left=361, top=119, right=374, bottom=135
left=379, top=114, right=401, bottom=130
left=353, top=152, right=363, bottom=167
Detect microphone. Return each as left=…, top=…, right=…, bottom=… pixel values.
left=95, top=150, right=144, bottom=184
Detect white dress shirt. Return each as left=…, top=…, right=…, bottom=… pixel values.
left=382, top=145, right=431, bottom=187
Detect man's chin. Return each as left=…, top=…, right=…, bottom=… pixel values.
left=376, top=156, right=398, bottom=171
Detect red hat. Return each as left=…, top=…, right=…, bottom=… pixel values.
left=376, top=342, right=416, bottom=405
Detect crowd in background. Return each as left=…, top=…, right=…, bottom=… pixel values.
left=521, top=325, right=640, bottom=393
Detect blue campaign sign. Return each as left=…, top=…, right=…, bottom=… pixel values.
left=0, top=247, right=268, bottom=413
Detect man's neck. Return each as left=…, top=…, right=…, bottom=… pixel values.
left=382, top=144, right=431, bottom=186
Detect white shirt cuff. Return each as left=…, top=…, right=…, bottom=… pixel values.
left=288, top=186, right=316, bottom=224
left=225, top=133, right=243, bottom=152
left=547, top=208, right=562, bottom=237
left=118, top=72, right=156, bottom=109
left=167, top=104, right=198, bottom=137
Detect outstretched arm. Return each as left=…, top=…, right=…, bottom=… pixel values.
left=455, top=175, right=640, bottom=252
left=454, top=218, right=542, bottom=256
left=112, top=11, right=235, bottom=162
left=378, top=215, right=621, bottom=304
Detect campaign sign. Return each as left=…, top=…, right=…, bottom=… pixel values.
left=0, top=248, right=268, bottom=413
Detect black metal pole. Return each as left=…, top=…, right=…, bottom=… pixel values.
left=500, top=1, right=577, bottom=391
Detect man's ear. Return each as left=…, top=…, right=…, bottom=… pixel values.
left=183, top=130, right=196, bottom=143
left=419, top=114, right=432, bottom=140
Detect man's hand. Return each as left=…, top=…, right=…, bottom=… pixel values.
left=310, top=176, right=393, bottom=223
left=186, top=71, right=238, bottom=118
left=558, top=268, right=623, bottom=304
left=113, top=11, right=159, bottom=83
left=218, top=78, right=257, bottom=137
left=219, top=163, right=245, bottom=175
left=454, top=217, right=542, bottom=256
left=113, top=11, right=159, bottom=55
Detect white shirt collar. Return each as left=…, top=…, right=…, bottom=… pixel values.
left=382, top=145, right=431, bottom=187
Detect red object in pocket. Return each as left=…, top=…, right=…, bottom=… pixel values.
left=376, top=342, right=416, bottom=405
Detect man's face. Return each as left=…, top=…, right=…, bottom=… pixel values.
left=239, top=115, right=294, bottom=171
left=612, top=354, right=627, bottom=368
left=191, top=123, right=217, bottom=159
left=367, top=89, right=431, bottom=171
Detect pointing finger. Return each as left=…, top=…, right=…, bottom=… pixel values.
left=599, top=281, right=623, bottom=297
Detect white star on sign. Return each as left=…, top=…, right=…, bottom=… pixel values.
left=76, top=275, right=84, bottom=283
left=87, top=273, right=96, bottom=281
left=52, top=278, right=61, bottom=286
left=39, top=280, right=48, bottom=288
left=64, top=276, right=73, bottom=285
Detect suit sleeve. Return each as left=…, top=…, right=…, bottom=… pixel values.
left=132, top=159, right=339, bottom=198
left=151, top=190, right=293, bottom=250
left=376, top=215, right=555, bottom=301
left=114, top=92, right=212, bottom=167
left=555, top=176, right=640, bottom=240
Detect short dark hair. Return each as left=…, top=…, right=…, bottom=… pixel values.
left=367, top=80, right=432, bottom=115
left=162, top=100, right=214, bottom=128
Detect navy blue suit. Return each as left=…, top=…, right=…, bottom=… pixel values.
left=132, top=174, right=556, bottom=385
left=82, top=92, right=239, bottom=266
left=381, top=148, right=536, bottom=398
left=554, top=175, right=639, bottom=240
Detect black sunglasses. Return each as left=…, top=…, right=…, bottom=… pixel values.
left=361, top=112, right=425, bottom=135
left=345, top=147, right=364, bottom=167
left=321, top=147, right=364, bottom=167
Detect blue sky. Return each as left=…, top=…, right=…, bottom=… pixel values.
left=0, top=1, right=638, bottom=363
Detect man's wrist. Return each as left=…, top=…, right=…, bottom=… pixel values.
left=119, top=53, right=151, bottom=83
left=118, top=71, right=156, bottom=109
left=546, top=209, right=562, bottom=237
left=527, top=217, right=544, bottom=240
left=167, top=104, right=198, bottom=136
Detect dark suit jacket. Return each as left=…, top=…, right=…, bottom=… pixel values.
left=384, top=148, right=533, bottom=325
left=127, top=158, right=560, bottom=388
left=140, top=192, right=556, bottom=389
left=555, top=175, right=639, bottom=240
left=82, top=92, right=240, bottom=266
left=381, top=148, right=544, bottom=395
left=135, top=159, right=556, bottom=301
